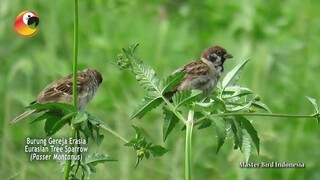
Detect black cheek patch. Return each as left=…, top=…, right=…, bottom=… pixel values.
left=209, top=55, right=217, bottom=62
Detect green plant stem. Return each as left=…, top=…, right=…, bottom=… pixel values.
left=195, top=112, right=318, bottom=124
left=185, top=108, right=194, bottom=180
left=63, top=126, right=77, bottom=179
left=63, top=0, right=78, bottom=179
left=99, top=124, right=129, bottom=143
left=72, top=3, right=78, bottom=107
left=74, top=131, right=81, bottom=174
left=215, top=112, right=318, bottom=118
left=163, top=98, right=188, bottom=124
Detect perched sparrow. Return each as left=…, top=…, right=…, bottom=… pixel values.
left=166, top=45, right=233, bottom=98
left=10, top=68, right=103, bottom=124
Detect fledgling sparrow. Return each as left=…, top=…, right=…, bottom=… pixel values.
left=10, top=68, right=103, bottom=124
left=166, top=45, right=233, bottom=98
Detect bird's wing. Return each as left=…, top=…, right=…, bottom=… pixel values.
left=173, top=61, right=210, bottom=75
left=169, top=60, right=210, bottom=93
left=183, top=61, right=210, bottom=76
left=37, top=72, right=90, bottom=103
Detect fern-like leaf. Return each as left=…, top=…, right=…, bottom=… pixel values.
left=172, top=90, right=202, bottom=109
left=158, top=72, right=185, bottom=94
left=251, top=101, right=272, bottom=113
left=122, top=45, right=160, bottom=91
left=133, top=63, right=159, bottom=91
left=209, top=116, right=226, bottom=153
left=242, top=131, right=251, bottom=163
left=222, top=59, right=250, bottom=89
left=305, top=96, right=319, bottom=112
left=162, top=107, right=179, bottom=141
left=228, top=118, right=243, bottom=150
left=236, top=116, right=260, bottom=154
left=131, top=91, right=163, bottom=119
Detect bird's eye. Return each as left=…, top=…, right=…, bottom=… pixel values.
left=216, top=50, right=222, bottom=56
left=22, top=12, right=35, bottom=25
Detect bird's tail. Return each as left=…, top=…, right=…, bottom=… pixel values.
left=10, top=109, right=36, bottom=125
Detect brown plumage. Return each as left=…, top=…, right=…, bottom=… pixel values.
left=166, top=46, right=232, bottom=98
left=10, top=68, right=103, bottom=124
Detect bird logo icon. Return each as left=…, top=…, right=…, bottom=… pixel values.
left=14, top=10, right=40, bottom=38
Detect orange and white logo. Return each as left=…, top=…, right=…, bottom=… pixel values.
left=14, top=10, right=40, bottom=38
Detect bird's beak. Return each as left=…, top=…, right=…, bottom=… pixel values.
left=224, top=53, right=233, bottom=59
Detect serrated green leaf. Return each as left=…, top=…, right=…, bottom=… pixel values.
left=131, top=92, right=163, bottom=119
left=83, top=153, right=117, bottom=166
left=88, top=163, right=97, bottom=173
left=139, top=138, right=147, bottom=147
left=228, top=118, right=243, bottom=150
left=209, top=116, right=226, bottom=153
left=122, top=43, right=160, bottom=92
left=222, top=59, right=250, bottom=88
left=74, top=112, right=88, bottom=124
left=44, top=113, right=61, bottom=134
left=251, top=101, right=272, bottom=113
left=124, top=139, right=138, bottom=147
left=80, top=164, right=91, bottom=175
left=44, top=113, right=68, bottom=136
left=132, top=125, right=142, bottom=138
left=305, top=96, right=319, bottom=112
left=27, top=103, right=76, bottom=133
left=134, top=157, right=142, bottom=168
left=162, top=107, right=179, bottom=141
left=80, top=120, right=94, bottom=140
left=29, top=112, right=52, bottom=124
left=97, top=134, right=104, bottom=147
left=87, top=114, right=108, bottom=126
left=122, top=44, right=139, bottom=60
left=195, top=99, right=215, bottom=108
left=236, top=116, right=260, bottom=154
left=159, top=72, right=185, bottom=94
left=47, top=118, right=68, bottom=136
left=194, top=112, right=210, bottom=130
left=149, top=145, right=169, bottom=157
left=194, top=98, right=224, bottom=112
left=226, top=101, right=252, bottom=112
left=197, top=119, right=211, bottom=130
left=222, top=86, right=253, bottom=99
left=172, top=90, right=202, bottom=108
left=145, top=151, right=150, bottom=159
left=61, top=111, right=78, bottom=121
left=242, top=131, right=251, bottom=163
left=134, top=64, right=159, bottom=91
left=223, top=86, right=253, bottom=93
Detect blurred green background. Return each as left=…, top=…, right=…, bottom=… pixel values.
left=1, top=0, right=320, bottom=179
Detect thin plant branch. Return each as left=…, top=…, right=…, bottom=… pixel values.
left=99, top=124, right=129, bottom=143
left=63, top=0, right=79, bottom=179
left=195, top=112, right=318, bottom=125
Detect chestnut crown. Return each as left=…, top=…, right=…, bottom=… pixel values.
left=201, top=45, right=233, bottom=65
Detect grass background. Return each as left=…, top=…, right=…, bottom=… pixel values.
left=1, top=0, right=320, bottom=179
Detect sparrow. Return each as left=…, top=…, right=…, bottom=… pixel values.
left=166, top=45, right=233, bottom=98
left=10, top=68, right=103, bottom=124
